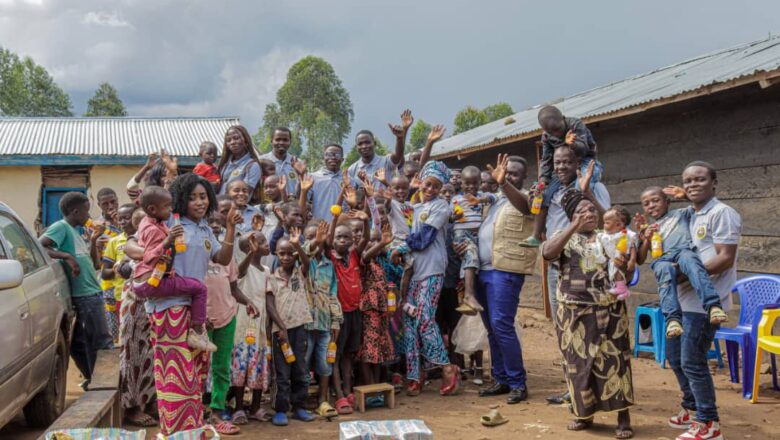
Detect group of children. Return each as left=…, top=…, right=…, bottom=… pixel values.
left=37, top=105, right=729, bottom=437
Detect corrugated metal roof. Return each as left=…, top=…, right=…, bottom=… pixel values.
left=0, top=116, right=241, bottom=157
left=432, top=35, right=780, bottom=158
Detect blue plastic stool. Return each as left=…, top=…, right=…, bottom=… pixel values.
left=633, top=302, right=664, bottom=363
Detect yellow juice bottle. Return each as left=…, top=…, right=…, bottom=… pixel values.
left=530, top=182, right=545, bottom=215
left=281, top=342, right=296, bottom=363
left=387, top=282, right=397, bottom=313
left=651, top=224, right=663, bottom=259
left=172, top=214, right=187, bottom=253
left=327, top=341, right=337, bottom=364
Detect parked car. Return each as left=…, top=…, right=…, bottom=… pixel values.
left=0, top=202, right=73, bottom=429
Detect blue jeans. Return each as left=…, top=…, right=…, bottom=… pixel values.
left=543, top=157, right=603, bottom=205
left=666, top=312, right=719, bottom=422
left=652, top=248, right=721, bottom=324
left=306, top=329, right=333, bottom=377
left=70, top=294, right=114, bottom=380
left=475, top=270, right=527, bottom=389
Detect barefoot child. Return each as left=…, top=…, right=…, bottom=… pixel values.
left=231, top=231, right=272, bottom=423
left=450, top=165, right=496, bottom=314
left=193, top=141, right=221, bottom=189
left=266, top=232, right=315, bottom=426
left=597, top=205, right=638, bottom=300
left=132, top=185, right=215, bottom=352
left=636, top=187, right=728, bottom=337
left=302, top=221, right=342, bottom=418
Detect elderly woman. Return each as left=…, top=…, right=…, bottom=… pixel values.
left=541, top=189, right=634, bottom=439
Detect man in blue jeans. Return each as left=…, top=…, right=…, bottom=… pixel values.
left=473, top=154, right=536, bottom=404
left=664, top=161, right=740, bottom=440
left=40, top=192, right=114, bottom=389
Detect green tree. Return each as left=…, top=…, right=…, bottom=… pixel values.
left=343, top=137, right=389, bottom=170
left=84, top=82, right=127, bottom=116
left=483, top=102, right=514, bottom=122
left=407, top=119, right=432, bottom=153
left=256, top=56, right=353, bottom=168
left=453, top=105, right=488, bottom=135
left=0, top=47, right=72, bottom=116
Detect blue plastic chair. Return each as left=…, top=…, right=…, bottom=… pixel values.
left=634, top=302, right=664, bottom=363
left=714, top=276, right=780, bottom=399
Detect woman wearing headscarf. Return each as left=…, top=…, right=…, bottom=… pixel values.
left=402, top=160, right=462, bottom=397
left=541, top=189, right=634, bottom=439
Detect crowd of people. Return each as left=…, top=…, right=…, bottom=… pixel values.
left=38, top=107, right=741, bottom=440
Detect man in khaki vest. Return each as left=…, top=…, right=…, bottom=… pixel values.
left=474, top=154, right=538, bottom=404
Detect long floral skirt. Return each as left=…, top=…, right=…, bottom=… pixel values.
left=119, top=296, right=155, bottom=410
left=555, top=300, right=634, bottom=419
left=403, top=275, right=448, bottom=382
left=151, top=306, right=209, bottom=435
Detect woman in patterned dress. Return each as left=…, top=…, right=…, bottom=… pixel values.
left=541, top=189, right=634, bottom=439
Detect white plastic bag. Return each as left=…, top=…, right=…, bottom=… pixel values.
left=452, top=314, right=489, bottom=355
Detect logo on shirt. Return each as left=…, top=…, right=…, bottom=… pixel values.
left=288, top=171, right=297, bottom=180
left=420, top=211, right=429, bottom=222
left=204, top=239, right=212, bottom=252
left=696, top=224, right=707, bottom=240
left=231, top=169, right=241, bottom=177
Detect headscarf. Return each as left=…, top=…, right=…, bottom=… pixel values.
left=419, top=160, right=451, bottom=185
left=561, top=188, right=586, bottom=221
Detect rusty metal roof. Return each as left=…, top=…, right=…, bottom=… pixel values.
left=432, top=35, right=780, bottom=159
left=0, top=116, right=240, bottom=158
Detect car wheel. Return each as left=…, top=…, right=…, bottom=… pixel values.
left=23, top=329, right=68, bottom=427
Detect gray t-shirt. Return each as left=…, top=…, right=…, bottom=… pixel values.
left=411, top=198, right=450, bottom=281
left=677, top=197, right=741, bottom=314
left=546, top=182, right=611, bottom=237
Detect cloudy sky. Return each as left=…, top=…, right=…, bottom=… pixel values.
left=1, top=0, right=778, bottom=147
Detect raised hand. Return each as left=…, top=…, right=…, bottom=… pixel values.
left=486, top=153, right=509, bottom=186
left=300, top=174, right=314, bottom=192
left=381, top=222, right=393, bottom=245
left=292, top=158, right=307, bottom=177
left=272, top=205, right=285, bottom=222
left=341, top=170, right=351, bottom=189
left=252, top=214, right=265, bottom=231
left=427, top=124, right=446, bottom=144
left=359, top=173, right=374, bottom=197
left=374, top=168, right=387, bottom=186
left=278, top=174, right=287, bottom=192
left=565, top=130, right=577, bottom=146
left=227, top=204, right=243, bottom=226
left=576, top=160, right=595, bottom=195
left=464, top=193, right=481, bottom=206
left=160, top=149, right=178, bottom=175
left=401, top=109, right=414, bottom=131
left=289, top=226, right=302, bottom=245
left=345, top=186, right=358, bottom=208
left=663, top=185, right=686, bottom=200
left=145, top=152, right=159, bottom=169
left=347, top=209, right=368, bottom=221
left=248, top=233, right=260, bottom=254
left=315, top=220, right=328, bottom=245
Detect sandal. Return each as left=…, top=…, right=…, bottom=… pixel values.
left=440, top=364, right=462, bottom=396
left=615, top=427, right=634, bottom=439
left=480, top=408, right=508, bottom=427
left=316, top=401, right=338, bottom=418
left=214, top=421, right=241, bottom=435
left=347, top=393, right=355, bottom=406
left=125, top=410, right=156, bottom=427
left=709, top=306, right=728, bottom=324
left=231, top=409, right=248, bottom=425
left=407, top=380, right=422, bottom=397
left=567, top=418, right=593, bottom=431
left=335, top=397, right=353, bottom=415
left=455, top=303, right=478, bottom=316
left=249, top=408, right=272, bottom=422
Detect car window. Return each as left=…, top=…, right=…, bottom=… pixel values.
left=0, top=214, right=46, bottom=274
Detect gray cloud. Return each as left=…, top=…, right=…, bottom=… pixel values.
left=1, top=0, right=778, bottom=150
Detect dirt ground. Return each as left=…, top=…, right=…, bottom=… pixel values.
left=4, top=307, right=780, bottom=440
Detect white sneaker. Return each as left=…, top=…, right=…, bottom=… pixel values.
left=669, top=407, right=693, bottom=429
left=676, top=420, right=724, bottom=440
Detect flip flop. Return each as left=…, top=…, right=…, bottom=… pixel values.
left=231, top=409, right=248, bottom=425
left=316, top=401, right=339, bottom=418
left=615, top=427, right=634, bottom=439
left=455, top=303, right=478, bottom=316
left=249, top=408, right=272, bottom=422
left=214, top=421, right=240, bottom=435
left=335, top=397, right=353, bottom=415
left=480, top=409, right=508, bottom=427
left=125, top=411, right=156, bottom=427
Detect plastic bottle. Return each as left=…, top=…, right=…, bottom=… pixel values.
left=330, top=204, right=342, bottom=216
left=616, top=229, right=628, bottom=254
left=172, top=214, right=187, bottom=253
left=651, top=224, right=663, bottom=259
left=281, top=341, right=296, bottom=363
left=530, top=182, right=545, bottom=215
left=327, top=341, right=337, bottom=364
left=147, top=251, right=169, bottom=287
left=387, top=282, right=397, bottom=313
left=84, top=219, right=94, bottom=229
left=245, top=323, right=256, bottom=345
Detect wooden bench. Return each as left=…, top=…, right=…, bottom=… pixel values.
left=38, top=349, right=122, bottom=439
left=353, top=383, right=395, bottom=413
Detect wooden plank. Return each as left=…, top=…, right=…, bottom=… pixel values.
left=618, top=197, right=780, bottom=237
left=606, top=165, right=780, bottom=205
left=41, top=389, right=118, bottom=438
left=89, top=349, right=120, bottom=391
left=738, top=236, right=780, bottom=274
